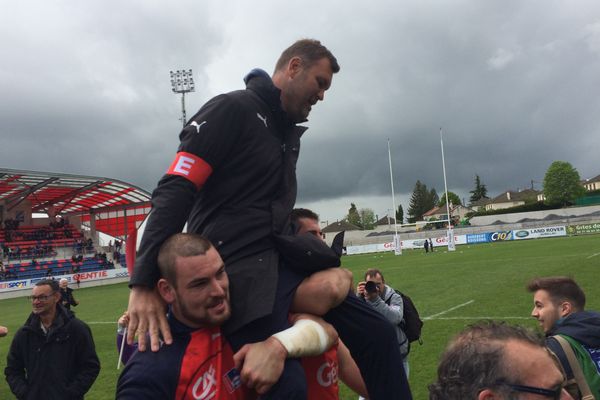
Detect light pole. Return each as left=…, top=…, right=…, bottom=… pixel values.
left=170, top=69, right=195, bottom=127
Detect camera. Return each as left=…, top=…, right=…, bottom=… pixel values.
left=365, top=280, right=379, bottom=294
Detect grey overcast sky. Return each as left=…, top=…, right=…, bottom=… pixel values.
left=2, top=0, right=599, bottom=223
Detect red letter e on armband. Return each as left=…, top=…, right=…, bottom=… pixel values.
left=167, top=152, right=213, bottom=188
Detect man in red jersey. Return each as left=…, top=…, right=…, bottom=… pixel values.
left=117, top=233, right=337, bottom=399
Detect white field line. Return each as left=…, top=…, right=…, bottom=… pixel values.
left=586, top=252, right=600, bottom=259
left=423, top=300, right=474, bottom=320
left=87, top=322, right=117, bottom=324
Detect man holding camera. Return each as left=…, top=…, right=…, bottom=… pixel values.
left=357, top=268, right=409, bottom=378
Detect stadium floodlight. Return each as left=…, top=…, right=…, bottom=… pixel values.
left=169, top=69, right=195, bottom=127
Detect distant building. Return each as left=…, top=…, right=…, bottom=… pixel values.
left=469, top=197, right=491, bottom=212
left=422, top=204, right=475, bottom=222
left=484, top=189, right=543, bottom=211
left=375, top=215, right=396, bottom=226
left=582, top=174, right=600, bottom=191
left=322, top=220, right=361, bottom=233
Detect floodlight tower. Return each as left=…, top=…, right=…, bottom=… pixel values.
left=170, top=69, right=195, bottom=127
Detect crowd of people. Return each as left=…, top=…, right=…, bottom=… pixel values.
left=0, top=219, right=118, bottom=281
left=1, top=38, right=599, bottom=400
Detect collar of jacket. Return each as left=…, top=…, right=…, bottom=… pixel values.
left=244, top=68, right=302, bottom=129
left=381, top=284, right=395, bottom=302
left=23, top=304, right=73, bottom=335
left=549, top=310, right=600, bottom=347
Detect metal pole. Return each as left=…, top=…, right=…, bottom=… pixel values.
left=440, top=128, right=456, bottom=251
left=181, top=92, right=186, bottom=127
left=388, top=138, right=402, bottom=255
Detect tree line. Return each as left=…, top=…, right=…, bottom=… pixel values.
left=340, top=160, right=588, bottom=229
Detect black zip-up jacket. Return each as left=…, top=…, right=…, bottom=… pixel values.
left=130, top=69, right=309, bottom=333
left=4, top=304, right=100, bottom=400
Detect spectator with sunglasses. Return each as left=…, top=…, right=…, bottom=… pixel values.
left=429, top=321, right=573, bottom=400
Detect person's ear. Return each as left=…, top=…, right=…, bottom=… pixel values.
left=478, top=388, right=500, bottom=400
left=287, top=56, right=303, bottom=79
left=559, top=301, right=573, bottom=317
left=157, top=279, right=175, bottom=304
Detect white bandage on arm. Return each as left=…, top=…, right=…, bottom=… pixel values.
left=271, top=319, right=331, bottom=357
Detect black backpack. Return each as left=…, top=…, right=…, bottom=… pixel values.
left=385, top=289, right=424, bottom=345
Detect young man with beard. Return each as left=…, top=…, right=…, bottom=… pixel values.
left=117, top=233, right=339, bottom=399
left=528, top=276, right=600, bottom=399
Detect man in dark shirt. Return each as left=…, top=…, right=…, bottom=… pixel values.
left=59, top=278, right=79, bottom=310
left=127, top=39, right=410, bottom=399
left=5, top=279, right=99, bottom=399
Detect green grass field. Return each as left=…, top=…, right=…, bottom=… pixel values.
left=1, top=234, right=598, bottom=399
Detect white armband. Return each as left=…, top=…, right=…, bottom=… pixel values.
left=271, top=319, right=330, bottom=357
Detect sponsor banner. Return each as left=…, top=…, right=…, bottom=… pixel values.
left=0, top=268, right=130, bottom=293
left=467, top=233, right=489, bottom=244
left=346, top=243, right=389, bottom=255
left=346, top=235, right=467, bottom=255
left=430, top=235, right=467, bottom=246
left=567, top=223, right=600, bottom=235
left=0, top=280, right=28, bottom=290
left=468, top=231, right=514, bottom=243
left=513, top=226, right=566, bottom=240
left=489, top=231, right=513, bottom=242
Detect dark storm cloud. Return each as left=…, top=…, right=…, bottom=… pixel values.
left=1, top=0, right=599, bottom=221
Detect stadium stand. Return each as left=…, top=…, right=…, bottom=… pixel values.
left=0, top=221, right=124, bottom=281
left=0, top=168, right=148, bottom=285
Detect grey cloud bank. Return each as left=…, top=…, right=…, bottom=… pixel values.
left=1, top=0, right=599, bottom=222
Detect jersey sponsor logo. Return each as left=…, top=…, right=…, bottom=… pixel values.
left=223, top=368, right=242, bottom=393
left=191, top=364, right=217, bottom=400
left=167, top=152, right=213, bottom=188
left=316, top=360, right=339, bottom=387
left=256, top=113, right=268, bottom=127
left=190, top=120, right=207, bottom=133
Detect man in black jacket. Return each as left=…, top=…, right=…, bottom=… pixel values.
left=59, top=278, right=79, bottom=310
left=127, top=39, right=410, bottom=399
left=4, top=279, right=100, bottom=400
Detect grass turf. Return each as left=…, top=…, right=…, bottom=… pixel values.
left=0, top=234, right=598, bottom=399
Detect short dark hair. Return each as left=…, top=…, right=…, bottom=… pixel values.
left=157, top=233, right=213, bottom=287
left=35, top=279, right=59, bottom=292
left=526, top=276, right=586, bottom=311
left=274, top=39, right=340, bottom=74
left=429, top=321, right=545, bottom=400
left=290, top=208, right=319, bottom=224
left=364, top=268, right=384, bottom=282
